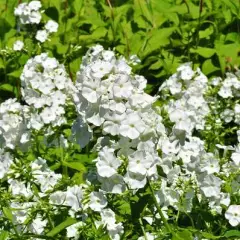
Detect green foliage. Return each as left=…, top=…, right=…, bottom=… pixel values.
left=46, top=217, right=77, bottom=237
left=0, top=0, right=240, bottom=99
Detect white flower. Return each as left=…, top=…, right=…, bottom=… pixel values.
left=177, top=63, right=195, bottom=80
left=99, top=174, right=126, bottom=194
left=103, top=112, right=126, bottom=136
left=90, top=60, right=113, bottom=79
left=218, top=86, right=233, bottom=98
left=89, top=191, right=108, bottom=212
left=0, top=150, right=13, bottom=179
left=124, top=170, right=146, bottom=189
left=66, top=222, right=83, bottom=239
left=13, top=40, right=24, bottom=51
left=225, top=205, right=240, bottom=226
left=14, top=1, right=42, bottom=24
left=49, top=191, right=67, bottom=205
left=231, top=149, right=240, bottom=166
left=28, top=1, right=42, bottom=11
left=129, top=54, right=141, bottom=65
left=138, top=232, right=156, bottom=240
left=199, top=174, right=222, bottom=198
left=40, top=107, right=57, bottom=124
left=65, top=185, right=83, bottom=211
left=112, top=74, right=133, bottom=99
left=128, top=150, right=156, bottom=175
left=45, top=20, right=59, bottom=33
left=199, top=154, right=220, bottom=174
left=30, top=214, right=47, bottom=234
left=96, top=146, right=122, bottom=178
left=36, top=30, right=48, bottom=43
left=119, top=111, right=146, bottom=139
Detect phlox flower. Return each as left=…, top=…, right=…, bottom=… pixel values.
left=90, top=60, right=113, bottom=79
left=198, top=174, right=222, bottom=198
left=45, top=20, right=58, bottom=33
left=119, top=111, right=146, bottom=139
left=225, top=205, right=240, bottom=226
left=124, top=170, right=146, bottom=189
left=112, top=74, right=133, bottom=99
left=99, top=174, right=126, bottom=194
left=13, top=40, right=24, bottom=51
left=0, top=150, right=13, bottom=179
left=89, top=191, right=108, bottom=212
left=36, top=30, right=48, bottom=43
left=30, top=214, right=47, bottom=234
left=65, top=185, right=84, bottom=211
left=103, top=112, right=126, bottom=136
left=96, top=146, right=122, bottom=178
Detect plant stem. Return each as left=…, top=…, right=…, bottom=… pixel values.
left=147, top=178, right=171, bottom=233
left=106, top=0, right=115, bottom=45
left=139, top=218, right=148, bottom=240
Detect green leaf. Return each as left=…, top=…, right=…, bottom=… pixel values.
left=0, top=231, right=9, bottom=240
left=199, top=26, right=214, bottom=39
left=8, top=69, right=22, bottom=78
left=149, top=60, right=162, bottom=70
left=143, top=27, right=176, bottom=56
left=225, top=32, right=239, bottom=43
left=201, top=232, right=221, bottom=239
left=0, top=18, right=11, bottom=40
left=71, top=0, right=84, bottom=14
left=190, top=47, right=216, bottom=58
left=224, top=230, right=240, bottom=238
left=2, top=207, right=13, bottom=221
left=0, top=84, right=14, bottom=92
left=202, top=59, right=220, bottom=75
left=172, top=229, right=193, bottom=240
left=46, top=217, right=78, bottom=237
left=73, top=153, right=97, bottom=164
left=62, top=161, right=86, bottom=172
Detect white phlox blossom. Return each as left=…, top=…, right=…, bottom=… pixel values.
left=21, top=53, right=75, bottom=129
left=96, top=146, right=122, bottom=178
left=45, top=20, right=59, bottom=33
left=13, top=40, right=24, bottom=51
left=89, top=191, right=108, bottom=212
left=225, top=205, right=240, bottom=226
left=31, top=158, right=62, bottom=192
left=0, top=98, right=30, bottom=149
left=73, top=45, right=165, bottom=192
left=30, top=214, right=48, bottom=235
left=99, top=208, right=124, bottom=240
left=0, top=150, right=13, bottom=179
left=14, top=1, right=42, bottom=24
left=159, top=63, right=209, bottom=135
left=36, top=30, right=49, bottom=43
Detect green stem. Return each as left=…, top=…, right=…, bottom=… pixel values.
left=139, top=218, right=148, bottom=240
left=147, top=178, right=171, bottom=233
left=59, top=137, right=68, bottom=176
left=106, top=0, right=115, bottom=45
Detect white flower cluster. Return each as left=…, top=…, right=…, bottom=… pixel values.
left=215, top=71, right=240, bottom=125
left=73, top=45, right=165, bottom=191
left=0, top=98, right=30, bottom=149
left=158, top=64, right=240, bottom=226
left=20, top=53, right=75, bottom=129
left=159, top=62, right=209, bottom=135
left=36, top=20, right=59, bottom=43
left=14, top=1, right=42, bottom=24
left=1, top=157, right=62, bottom=236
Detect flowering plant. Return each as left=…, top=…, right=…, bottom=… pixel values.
left=0, top=1, right=240, bottom=240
